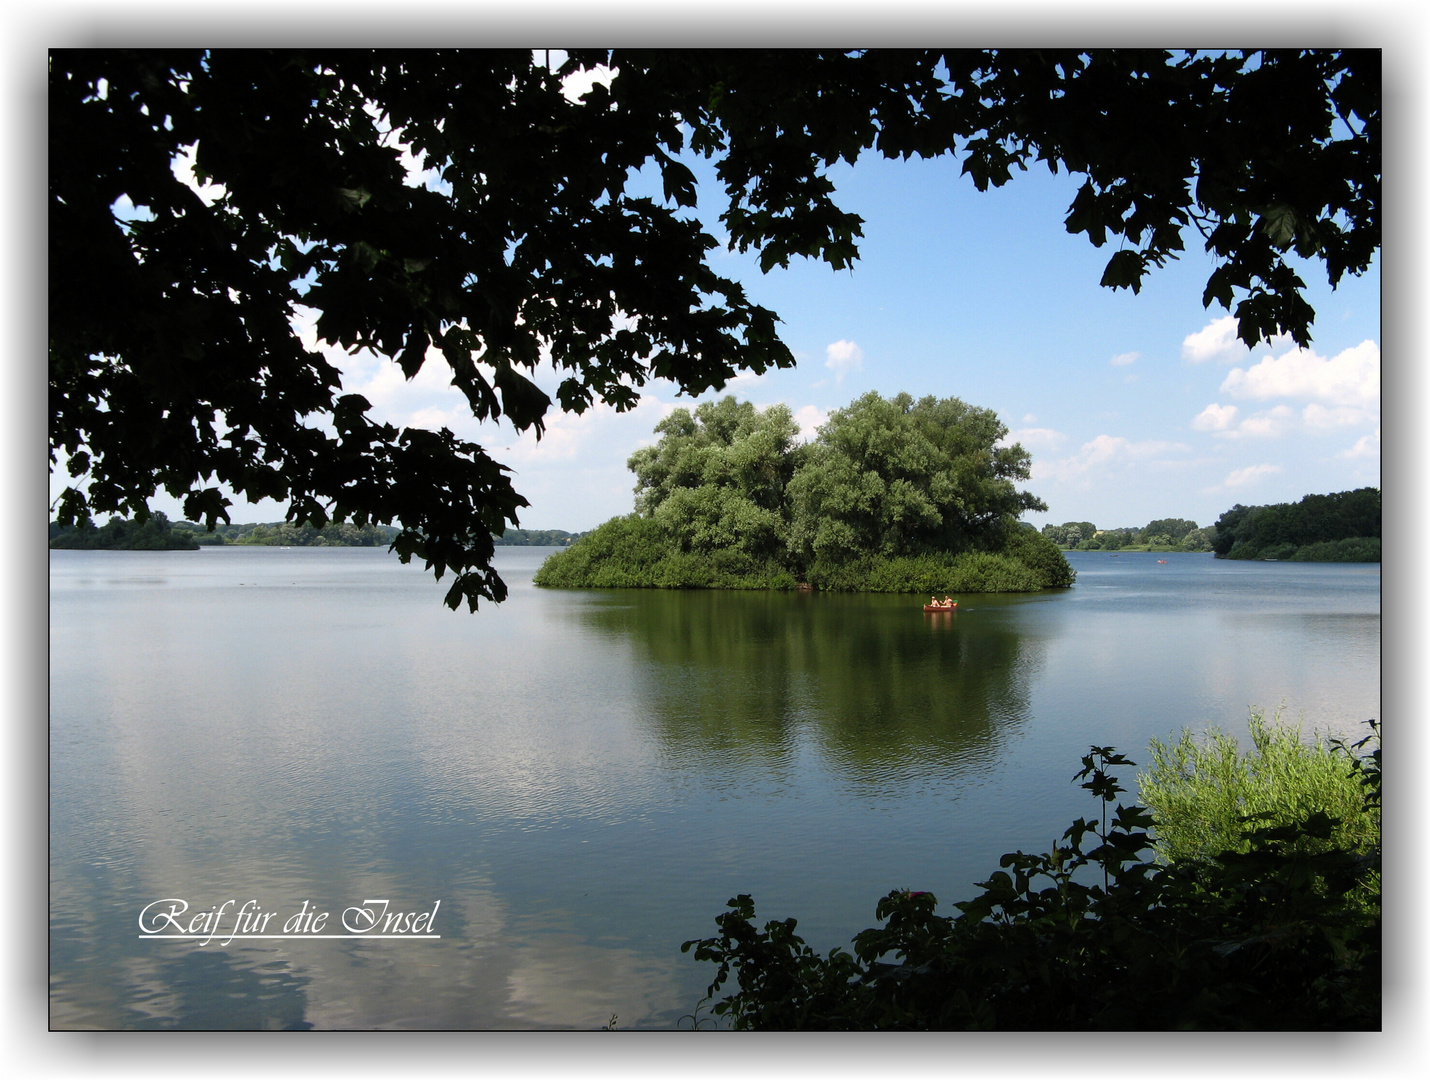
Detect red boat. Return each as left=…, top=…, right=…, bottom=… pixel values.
left=923, top=602, right=958, bottom=612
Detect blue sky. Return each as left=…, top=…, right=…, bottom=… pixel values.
left=304, top=140, right=1380, bottom=535
left=47, top=52, right=1381, bottom=537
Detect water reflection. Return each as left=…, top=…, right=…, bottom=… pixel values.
left=569, top=589, right=1044, bottom=786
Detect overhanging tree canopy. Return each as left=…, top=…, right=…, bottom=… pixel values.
left=49, top=49, right=1379, bottom=608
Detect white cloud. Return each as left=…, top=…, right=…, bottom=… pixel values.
left=1234, top=405, right=1295, bottom=439
left=1021, top=413, right=1038, bottom=425
left=727, top=367, right=768, bottom=388
left=791, top=404, right=828, bottom=443
left=824, top=340, right=864, bottom=383
left=1034, top=435, right=1188, bottom=484
left=494, top=393, right=676, bottom=466
left=1225, top=463, right=1283, bottom=487
left=1182, top=315, right=1291, bottom=364
left=1181, top=316, right=1243, bottom=363
left=1339, top=427, right=1381, bottom=460
left=1109, top=351, right=1139, bottom=367
left=1303, top=403, right=1376, bottom=430
left=1002, top=427, right=1067, bottom=451
left=1220, top=340, right=1379, bottom=406
left=1191, top=403, right=1238, bottom=432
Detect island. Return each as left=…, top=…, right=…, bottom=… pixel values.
left=535, top=392, right=1074, bottom=593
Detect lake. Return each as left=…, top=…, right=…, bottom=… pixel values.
left=48, top=547, right=1381, bottom=1029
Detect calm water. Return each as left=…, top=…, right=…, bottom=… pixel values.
left=49, top=547, right=1380, bottom=1029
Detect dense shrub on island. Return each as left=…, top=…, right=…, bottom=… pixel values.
left=535, top=393, right=1073, bottom=593
left=681, top=722, right=1380, bottom=1030
left=1211, top=489, right=1380, bottom=562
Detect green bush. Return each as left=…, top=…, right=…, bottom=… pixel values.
left=533, top=516, right=799, bottom=590
left=1139, top=710, right=1380, bottom=864
left=798, top=551, right=1045, bottom=593
left=996, top=526, right=1076, bottom=588
left=532, top=515, right=670, bottom=588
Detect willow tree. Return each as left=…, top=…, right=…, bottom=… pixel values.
left=787, top=392, right=1046, bottom=566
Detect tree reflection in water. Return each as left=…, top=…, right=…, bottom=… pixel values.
left=569, top=589, right=1046, bottom=789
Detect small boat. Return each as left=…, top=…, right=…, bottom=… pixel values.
left=923, top=603, right=957, bottom=612
left=1157, top=559, right=1167, bottom=564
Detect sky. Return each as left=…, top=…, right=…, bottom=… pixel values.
left=45, top=51, right=1382, bottom=538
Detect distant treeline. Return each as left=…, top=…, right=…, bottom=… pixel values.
left=1041, top=518, right=1216, bottom=552
left=50, top=515, right=583, bottom=551
left=49, top=511, right=199, bottom=550
left=1211, top=488, right=1380, bottom=562
left=492, top=529, right=586, bottom=546
left=50, top=514, right=399, bottom=549
left=1040, top=488, right=1381, bottom=562
left=200, top=521, right=401, bottom=546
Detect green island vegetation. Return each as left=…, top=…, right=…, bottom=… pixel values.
left=681, top=719, right=1380, bottom=1030
left=535, top=393, right=1073, bottom=594
left=1210, top=488, right=1380, bottom=562
left=1042, top=518, right=1216, bottom=552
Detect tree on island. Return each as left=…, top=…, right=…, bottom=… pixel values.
left=50, top=50, right=1378, bottom=608
left=535, top=392, right=1073, bottom=593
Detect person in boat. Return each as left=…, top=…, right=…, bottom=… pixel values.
left=942, top=595, right=955, bottom=607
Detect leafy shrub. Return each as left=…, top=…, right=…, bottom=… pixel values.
left=540, top=529, right=1070, bottom=593
left=996, top=526, right=1076, bottom=588
left=1139, top=710, right=1380, bottom=863
left=533, top=515, right=798, bottom=590
left=683, top=732, right=1380, bottom=1030
left=802, top=551, right=1046, bottom=593
left=1257, top=541, right=1299, bottom=561
left=532, top=515, right=671, bottom=588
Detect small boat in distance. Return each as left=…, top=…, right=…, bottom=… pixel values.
left=1157, top=559, right=1167, bottom=564
left=923, top=602, right=958, bottom=612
